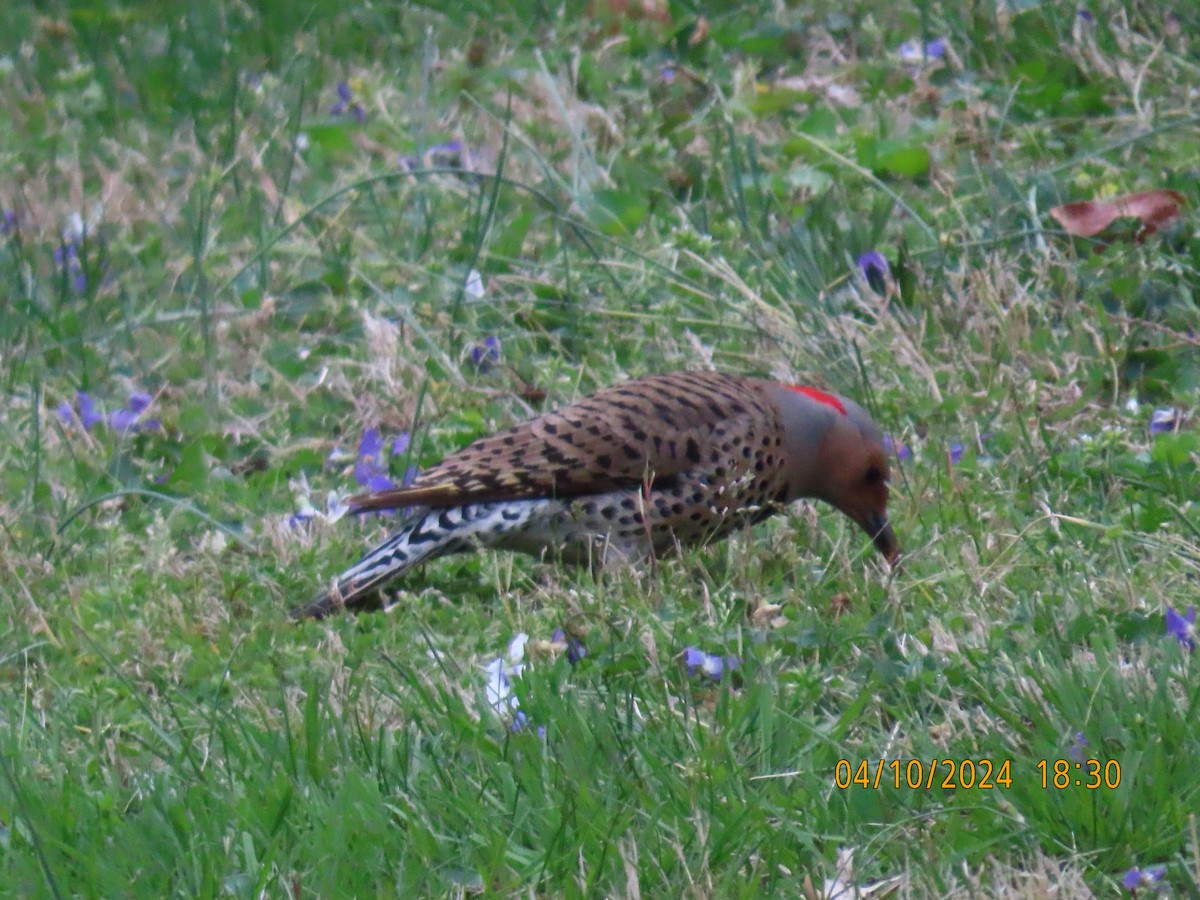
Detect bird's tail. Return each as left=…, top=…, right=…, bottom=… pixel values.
left=293, top=499, right=551, bottom=619
left=293, top=509, right=452, bottom=619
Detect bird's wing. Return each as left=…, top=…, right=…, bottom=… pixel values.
left=348, top=371, right=775, bottom=512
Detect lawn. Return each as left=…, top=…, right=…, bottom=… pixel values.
left=1, top=0, right=1198, bottom=896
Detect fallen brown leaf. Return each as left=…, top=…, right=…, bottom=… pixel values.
left=1049, top=189, right=1186, bottom=243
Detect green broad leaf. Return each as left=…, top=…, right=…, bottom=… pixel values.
left=798, top=106, right=839, bottom=138
left=490, top=203, right=532, bottom=263
left=1150, top=432, right=1199, bottom=468
left=865, top=140, right=931, bottom=178
left=304, top=123, right=356, bottom=154
left=749, top=87, right=809, bottom=117
left=165, top=440, right=209, bottom=491
left=589, top=189, right=648, bottom=236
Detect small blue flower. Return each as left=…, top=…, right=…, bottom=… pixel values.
left=1067, top=731, right=1089, bottom=763
left=56, top=391, right=104, bottom=431
left=552, top=628, right=587, bottom=666
left=109, top=407, right=139, bottom=433
left=59, top=390, right=158, bottom=434
left=0, top=210, right=16, bottom=235
left=683, top=647, right=739, bottom=680
left=1077, top=8, right=1094, bottom=21
left=392, top=432, right=410, bottom=455
left=287, top=476, right=349, bottom=528
left=470, top=336, right=502, bottom=371
left=427, top=139, right=464, bottom=167
left=661, top=63, right=677, bottom=84
left=78, top=392, right=103, bottom=429
left=1165, top=606, right=1196, bottom=651
left=948, top=442, right=965, bottom=465
left=108, top=392, right=161, bottom=434
left=54, top=240, right=88, bottom=293
left=1121, top=865, right=1165, bottom=892
left=127, top=391, right=152, bottom=414
left=1149, top=408, right=1178, bottom=435
left=898, top=39, right=947, bottom=64
left=287, top=503, right=318, bottom=529
left=883, top=434, right=912, bottom=462
left=354, top=427, right=396, bottom=491
left=857, top=250, right=889, bottom=279
left=330, top=81, right=366, bottom=122
left=856, top=250, right=890, bottom=293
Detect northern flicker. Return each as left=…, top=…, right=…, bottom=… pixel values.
left=299, top=370, right=898, bottom=618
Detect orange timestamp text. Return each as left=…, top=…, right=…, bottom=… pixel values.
left=834, top=758, right=1123, bottom=791
left=834, top=758, right=1013, bottom=790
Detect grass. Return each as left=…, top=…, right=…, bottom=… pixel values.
left=1, top=0, right=1199, bottom=895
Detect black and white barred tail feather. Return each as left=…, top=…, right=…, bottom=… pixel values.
left=294, top=499, right=550, bottom=619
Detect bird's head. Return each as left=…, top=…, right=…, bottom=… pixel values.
left=771, top=384, right=900, bottom=565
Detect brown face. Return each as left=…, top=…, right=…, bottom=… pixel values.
left=820, top=429, right=900, bottom=565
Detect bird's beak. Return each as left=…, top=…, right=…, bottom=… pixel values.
left=856, top=509, right=900, bottom=566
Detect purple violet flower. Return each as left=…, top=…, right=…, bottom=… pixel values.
left=1121, top=865, right=1165, bottom=891
left=287, top=505, right=317, bottom=529
left=1165, top=606, right=1196, bottom=651
left=127, top=391, right=152, bottom=414
left=1068, top=731, right=1089, bottom=763
left=330, top=81, right=350, bottom=115
left=392, top=432, right=411, bottom=455
left=1077, top=8, right=1094, bottom=21
left=353, top=427, right=396, bottom=491
left=552, top=628, right=587, bottom=666
left=1149, top=408, right=1178, bottom=435
left=899, top=39, right=947, bottom=64
left=54, top=240, right=87, bottom=293
left=661, top=63, right=677, bottom=84
left=883, top=434, right=912, bottom=461
left=59, top=390, right=158, bottom=434
left=109, top=392, right=161, bottom=434
left=77, top=392, right=103, bottom=429
left=683, top=647, right=739, bottom=680
left=856, top=250, right=890, bottom=293
left=109, top=408, right=139, bottom=433
left=56, top=391, right=104, bottom=431
left=857, top=250, right=889, bottom=280
left=470, top=336, right=502, bottom=371
left=948, top=442, right=965, bottom=465
left=427, top=139, right=464, bottom=167
left=330, top=81, right=365, bottom=122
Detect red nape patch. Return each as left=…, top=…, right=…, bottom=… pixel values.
left=785, top=385, right=847, bottom=415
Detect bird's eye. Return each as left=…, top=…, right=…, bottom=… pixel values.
left=864, top=465, right=885, bottom=485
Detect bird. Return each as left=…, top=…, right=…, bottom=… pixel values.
left=298, top=370, right=898, bottom=619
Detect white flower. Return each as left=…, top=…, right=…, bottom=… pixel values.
left=485, top=632, right=528, bottom=713
left=465, top=268, right=486, bottom=298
